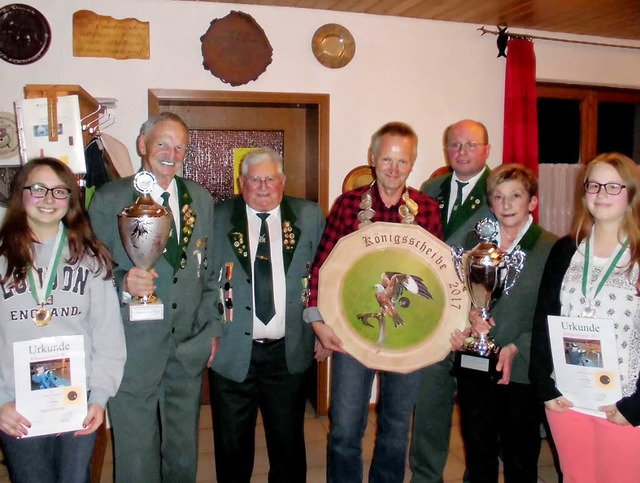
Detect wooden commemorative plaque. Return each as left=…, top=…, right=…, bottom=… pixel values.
left=318, top=222, right=469, bottom=373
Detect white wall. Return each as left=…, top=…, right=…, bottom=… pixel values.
left=3, top=0, right=640, bottom=203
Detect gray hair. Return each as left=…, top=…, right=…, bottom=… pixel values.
left=139, top=112, right=189, bottom=137
left=240, top=148, right=284, bottom=176
left=369, top=122, right=418, bottom=160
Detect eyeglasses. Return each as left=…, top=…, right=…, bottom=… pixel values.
left=23, top=184, right=71, bottom=200
left=244, top=176, right=281, bottom=188
left=584, top=181, right=626, bottom=195
left=446, top=141, right=487, bottom=152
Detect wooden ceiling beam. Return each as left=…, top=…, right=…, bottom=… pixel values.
left=177, top=0, right=640, bottom=40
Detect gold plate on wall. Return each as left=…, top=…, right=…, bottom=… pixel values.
left=311, top=23, right=355, bottom=69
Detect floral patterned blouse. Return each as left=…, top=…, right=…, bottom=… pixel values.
left=560, top=241, right=640, bottom=396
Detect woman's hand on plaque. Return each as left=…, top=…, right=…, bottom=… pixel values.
left=544, top=395, right=574, bottom=413
left=496, top=343, right=518, bottom=385
left=468, top=308, right=493, bottom=337
left=0, top=401, right=31, bottom=438
left=124, top=267, right=158, bottom=297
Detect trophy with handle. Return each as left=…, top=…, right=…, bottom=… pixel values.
left=118, top=171, right=173, bottom=321
left=450, top=218, right=525, bottom=381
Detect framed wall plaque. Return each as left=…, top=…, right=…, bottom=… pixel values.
left=318, top=222, right=469, bottom=373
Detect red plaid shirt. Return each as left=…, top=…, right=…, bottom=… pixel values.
left=307, top=184, right=442, bottom=308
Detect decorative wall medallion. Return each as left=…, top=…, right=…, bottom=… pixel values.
left=342, top=164, right=374, bottom=193
left=0, top=112, right=20, bottom=166
left=0, top=4, right=51, bottom=65
left=311, top=23, right=355, bottom=69
left=200, top=11, right=273, bottom=87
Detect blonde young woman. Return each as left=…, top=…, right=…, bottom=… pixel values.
left=529, top=153, right=640, bottom=483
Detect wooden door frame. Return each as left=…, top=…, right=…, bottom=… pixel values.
left=148, top=89, right=330, bottom=213
left=147, top=89, right=331, bottom=415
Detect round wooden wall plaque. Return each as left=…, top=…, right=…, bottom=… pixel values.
left=318, top=222, right=470, bottom=373
left=200, top=11, right=273, bottom=87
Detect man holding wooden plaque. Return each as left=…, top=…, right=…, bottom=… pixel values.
left=304, top=122, right=444, bottom=482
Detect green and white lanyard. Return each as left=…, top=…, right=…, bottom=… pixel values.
left=581, top=232, right=629, bottom=317
left=27, top=223, right=67, bottom=326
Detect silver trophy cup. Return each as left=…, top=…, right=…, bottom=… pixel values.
left=450, top=218, right=525, bottom=379
left=117, top=171, right=172, bottom=321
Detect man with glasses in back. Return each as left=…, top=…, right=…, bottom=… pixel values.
left=410, top=119, right=493, bottom=482
left=208, top=148, right=325, bottom=483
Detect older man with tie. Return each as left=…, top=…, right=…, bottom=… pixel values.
left=89, top=112, right=219, bottom=483
left=208, top=148, right=325, bottom=483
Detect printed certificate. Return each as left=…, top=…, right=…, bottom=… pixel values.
left=14, top=335, right=87, bottom=437
left=547, top=315, right=621, bottom=418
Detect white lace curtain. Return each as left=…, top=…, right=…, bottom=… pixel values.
left=538, top=163, right=583, bottom=237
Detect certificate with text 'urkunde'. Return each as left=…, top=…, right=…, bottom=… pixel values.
left=14, top=335, right=87, bottom=437
left=547, top=315, right=621, bottom=418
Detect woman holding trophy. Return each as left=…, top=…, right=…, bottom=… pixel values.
left=529, top=153, right=640, bottom=483
left=451, top=164, right=557, bottom=482
left=0, top=158, right=126, bottom=483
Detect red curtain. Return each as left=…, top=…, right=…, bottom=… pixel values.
left=502, top=38, right=538, bottom=177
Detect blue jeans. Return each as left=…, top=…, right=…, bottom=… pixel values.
left=0, top=430, right=96, bottom=483
left=328, top=352, right=423, bottom=483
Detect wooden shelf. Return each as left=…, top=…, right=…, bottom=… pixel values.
left=24, top=84, right=102, bottom=145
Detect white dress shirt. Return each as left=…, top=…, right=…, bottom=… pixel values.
left=246, top=204, right=286, bottom=340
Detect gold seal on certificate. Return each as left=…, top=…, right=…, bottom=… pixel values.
left=118, top=171, right=172, bottom=321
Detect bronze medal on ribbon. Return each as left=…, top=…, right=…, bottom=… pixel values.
left=33, top=307, right=52, bottom=327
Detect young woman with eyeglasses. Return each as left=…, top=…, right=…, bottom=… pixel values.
left=530, top=152, right=640, bottom=483
left=0, top=158, right=126, bottom=483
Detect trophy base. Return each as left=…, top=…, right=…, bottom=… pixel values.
left=129, top=299, right=164, bottom=322
left=452, top=350, right=502, bottom=383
